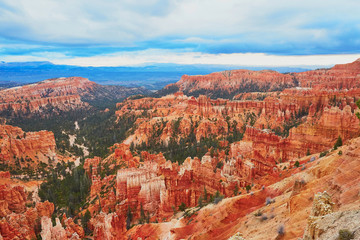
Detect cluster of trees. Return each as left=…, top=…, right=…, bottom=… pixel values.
left=134, top=116, right=247, bottom=164
left=38, top=163, right=91, bottom=218
left=75, top=110, right=138, bottom=158
left=273, top=107, right=309, bottom=137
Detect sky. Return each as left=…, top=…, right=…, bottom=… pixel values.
left=1, top=0, right=360, bottom=67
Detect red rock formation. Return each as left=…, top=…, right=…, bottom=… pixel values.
left=0, top=172, right=10, bottom=179
left=62, top=215, right=85, bottom=239
left=40, top=216, right=68, bottom=240
left=0, top=184, right=26, bottom=214
left=0, top=77, right=94, bottom=116
left=166, top=69, right=296, bottom=98
left=0, top=77, right=150, bottom=118
left=116, top=94, right=301, bottom=146
left=126, top=135, right=360, bottom=240
left=229, top=105, right=360, bottom=175
left=294, top=58, right=360, bottom=90
left=0, top=177, right=57, bottom=240
left=161, top=58, right=360, bottom=99
left=90, top=212, right=126, bottom=240
left=288, top=105, right=360, bottom=154
left=0, top=124, right=57, bottom=167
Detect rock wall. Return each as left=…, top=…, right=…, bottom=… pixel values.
left=0, top=124, right=57, bottom=167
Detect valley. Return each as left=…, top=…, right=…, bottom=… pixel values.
left=1, top=59, right=360, bottom=239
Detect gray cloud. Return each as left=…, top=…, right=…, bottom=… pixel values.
left=0, top=0, right=359, bottom=60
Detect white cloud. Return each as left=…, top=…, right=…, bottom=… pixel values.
left=45, top=50, right=360, bottom=67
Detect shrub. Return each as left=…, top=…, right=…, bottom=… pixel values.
left=198, top=196, right=204, bottom=208
left=233, top=185, right=239, bottom=196
left=338, top=150, right=343, bottom=156
left=171, top=206, right=177, bottom=215
left=277, top=224, right=285, bottom=235
left=333, top=136, right=343, bottom=150
left=246, top=185, right=251, bottom=193
left=319, top=151, right=329, bottom=158
left=294, top=161, right=300, bottom=168
left=254, top=210, right=262, bottom=217
left=213, top=191, right=224, bottom=204
left=337, top=229, right=354, bottom=240
left=265, top=197, right=273, bottom=205
left=178, top=202, right=186, bottom=212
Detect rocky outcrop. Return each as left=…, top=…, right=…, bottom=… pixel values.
left=0, top=172, right=10, bottom=179
left=124, top=133, right=360, bottom=240
left=159, top=58, right=360, bottom=99
left=40, top=214, right=84, bottom=240
left=90, top=212, right=126, bottom=240
left=62, top=215, right=85, bottom=239
left=303, top=191, right=343, bottom=240
left=228, top=105, right=360, bottom=171
left=116, top=94, right=300, bottom=147
left=288, top=105, right=360, bottom=154
left=0, top=124, right=57, bottom=167
left=41, top=217, right=69, bottom=240
left=165, top=69, right=296, bottom=98
left=0, top=77, right=94, bottom=117
left=0, top=184, right=26, bottom=214
left=304, top=210, right=360, bottom=240
left=294, top=58, right=360, bottom=90
left=228, top=232, right=246, bottom=240
left=0, top=77, right=150, bottom=118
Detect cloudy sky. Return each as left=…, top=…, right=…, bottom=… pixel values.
left=1, top=0, right=360, bottom=67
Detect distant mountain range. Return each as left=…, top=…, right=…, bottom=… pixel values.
left=0, top=61, right=311, bottom=90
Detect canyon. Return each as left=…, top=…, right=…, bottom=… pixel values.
left=1, top=58, right=360, bottom=239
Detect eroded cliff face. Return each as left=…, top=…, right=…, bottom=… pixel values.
left=84, top=144, right=245, bottom=238
left=0, top=172, right=84, bottom=240
left=0, top=76, right=150, bottom=118
left=0, top=172, right=52, bottom=240
left=165, top=69, right=296, bottom=98
left=0, top=77, right=94, bottom=117
left=161, top=58, right=360, bottom=99
left=294, top=58, right=360, bottom=90
left=84, top=59, right=360, bottom=239
left=125, top=136, right=360, bottom=240
left=0, top=124, right=57, bottom=167
left=113, top=93, right=359, bottom=192
left=116, top=93, right=303, bottom=147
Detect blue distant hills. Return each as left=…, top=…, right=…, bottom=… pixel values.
left=0, top=61, right=311, bottom=90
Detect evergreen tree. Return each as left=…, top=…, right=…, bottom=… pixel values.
left=294, top=161, right=300, bottom=168
left=203, top=187, right=208, bottom=202
left=178, top=202, right=186, bottom=212
left=81, top=210, right=92, bottom=235
left=233, top=185, right=239, bottom=196
left=126, top=206, right=133, bottom=230
left=198, top=196, right=203, bottom=208
left=139, top=203, right=146, bottom=224
left=246, top=185, right=251, bottom=193
left=333, top=136, right=343, bottom=150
